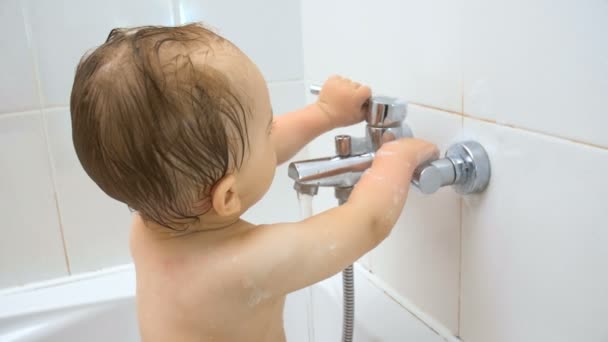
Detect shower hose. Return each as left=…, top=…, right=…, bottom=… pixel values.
left=337, top=195, right=355, bottom=342
left=342, top=265, right=355, bottom=342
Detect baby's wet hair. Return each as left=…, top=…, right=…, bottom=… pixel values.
left=70, top=24, right=250, bottom=230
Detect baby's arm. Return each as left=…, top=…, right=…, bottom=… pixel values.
left=240, top=138, right=438, bottom=295
left=272, top=76, right=370, bottom=165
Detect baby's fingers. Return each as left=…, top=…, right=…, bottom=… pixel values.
left=378, top=138, right=439, bottom=169
left=355, top=85, right=372, bottom=102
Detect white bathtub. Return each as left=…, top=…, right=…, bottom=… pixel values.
left=0, top=264, right=455, bottom=342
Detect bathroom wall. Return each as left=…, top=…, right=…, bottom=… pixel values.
left=0, top=0, right=304, bottom=289
left=301, top=0, right=608, bottom=341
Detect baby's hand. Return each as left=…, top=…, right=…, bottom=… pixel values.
left=350, top=138, right=439, bottom=226
left=316, top=75, right=371, bottom=128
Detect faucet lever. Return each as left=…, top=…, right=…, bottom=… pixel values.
left=309, top=84, right=407, bottom=128
left=309, top=84, right=322, bottom=95
left=412, top=159, right=456, bottom=194
left=367, top=96, right=407, bottom=127
left=335, top=135, right=352, bottom=156
left=412, top=141, right=491, bottom=195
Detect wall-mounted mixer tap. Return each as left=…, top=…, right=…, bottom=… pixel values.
left=289, top=85, right=491, bottom=198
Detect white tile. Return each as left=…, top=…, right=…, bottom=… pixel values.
left=461, top=119, right=608, bottom=342
left=311, top=274, right=346, bottom=342
left=283, top=288, right=310, bottom=342
left=23, top=0, right=174, bottom=107
left=462, top=0, right=608, bottom=147
left=242, top=82, right=307, bottom=224
left=301, top=0, right=462, bottom=112
left=267, top=82, right=306, bottom=115
left=0, top=0, right=39, bottom=113
left=178, top=0, right=303, bottom=82
left=44, top=109, right=132, bottom=274
left=0, top=112, right=67, bottom=288
left=368, top=105, right=462, bottom=334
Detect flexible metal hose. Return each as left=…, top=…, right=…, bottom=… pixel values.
left=342, top=265, right=355, bottom=342
left=336, top=191, right=355, bottom=342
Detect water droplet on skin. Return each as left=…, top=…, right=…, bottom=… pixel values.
left=377, top=149, right=397, bottom=157
left=383, top=140, right=400, bottom=147
left=364, top=170, right=385, bottom=182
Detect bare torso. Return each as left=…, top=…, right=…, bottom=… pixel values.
left=130, top=216, right=287, bottom=342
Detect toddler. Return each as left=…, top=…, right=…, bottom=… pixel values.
left=70, top=24, right=437, bottom=342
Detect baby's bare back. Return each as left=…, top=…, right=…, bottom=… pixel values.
left=130, top=218, right=287, bottom=342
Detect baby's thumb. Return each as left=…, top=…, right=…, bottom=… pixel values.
left=383, top=138, right=439, bottom=166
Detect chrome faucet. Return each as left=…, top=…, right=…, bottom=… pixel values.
left=288, top=85, right=491, bottom=200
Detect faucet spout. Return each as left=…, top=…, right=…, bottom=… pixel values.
left=288, top=153, right=375, bottom=188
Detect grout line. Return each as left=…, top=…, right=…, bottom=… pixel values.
left=41, top=112, right=72, bottom=275
left=0, top=263, right=133, bottom=296
left=306, top=287, right=315, bottom=342
left=170, top=0, right=181, bottom=25
left=0, top=107, right=39, bottom=116
left=461, top=113, right=608, bottom=151
left=457, top=197, right=463, bottom=338
left=458, top=70, right=464, bottom=337
left=40, top=105, right=71, bottom=112
left=0, top=110, right=41, bottom=120
left=354, top=264, right=461, bottom=342
left=410, top=103, right=608, bottom=152
left=20, top=3, right=44, bottom=110
left=21, top=2, right=72, bottom=275
left=410, top=102, right=464, bottom=116
left=0, top=106, right=70, bottom=118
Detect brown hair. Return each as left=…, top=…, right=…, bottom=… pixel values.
left=70, top=24, right=250, bottom=230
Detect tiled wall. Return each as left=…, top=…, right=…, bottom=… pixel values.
left=3, top=1, right=607, bottom=341
left=301, top=0, right=608, bottom=341
left=0, top=0, right=304, bottom=288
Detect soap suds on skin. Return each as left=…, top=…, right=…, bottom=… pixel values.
left=242, top=277, right=273, bottom=307
left=247, top=289, right=272, bottom=307
left=362, top=169, right=385, bottom=182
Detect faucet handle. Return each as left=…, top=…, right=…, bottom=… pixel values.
left=412, top=159, right=457, bottom=194
left=412, top=141, right=491, bottom=195
left=367, top=96, right=407, bottom=127
left=309, top=84, right=322, bottom=95
left=335, top=135, right=352, bottom=156
left=309, top=84, right=407, bottom=128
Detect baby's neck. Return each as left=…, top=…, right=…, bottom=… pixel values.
left=138, top=213, right=247, bottom=239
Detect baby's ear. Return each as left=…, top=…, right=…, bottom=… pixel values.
left=210, top=174, right=241, bottom=217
